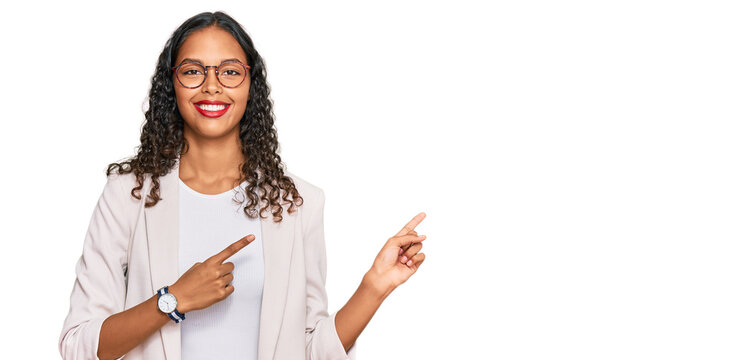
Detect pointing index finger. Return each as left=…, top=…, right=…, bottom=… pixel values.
left=395, top=212, right=426, bottom=237
left=208, top=235, right=254, bottom=264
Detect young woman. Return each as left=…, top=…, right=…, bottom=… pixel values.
left=59, top=11, right=427, bottom=360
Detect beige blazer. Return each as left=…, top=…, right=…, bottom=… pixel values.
left=59, top=158, right=357, bottom=359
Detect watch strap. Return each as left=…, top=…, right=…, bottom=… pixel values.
left=158, top=286, right=186, bottom=323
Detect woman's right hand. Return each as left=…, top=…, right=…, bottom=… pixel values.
left=169, top=234, right=255, bottom=313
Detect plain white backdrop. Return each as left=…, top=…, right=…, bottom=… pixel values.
left=1, top=0, right=752, bottom=359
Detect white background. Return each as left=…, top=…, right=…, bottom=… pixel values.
left=1, top=0, right=752, bottom=359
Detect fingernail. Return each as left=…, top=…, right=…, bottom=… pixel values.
left=399, top=248, right=404, bottom=254
left=407, top=259, right=413, bottom=266
left=401, top=256, right=408, bottom=263
left=247, top=235, right=254, bottom=243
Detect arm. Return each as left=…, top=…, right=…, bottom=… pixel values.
left=303, top=187, right=360, bottom=360
left=96, top=293, right=175, bottom=360
left=333, top=272, right=392, bottom=353
left=59, top=174, right=172, bottom=360
left=302, top=187, right=428, bottom=360
left=334, top=213, right=427, bottom=350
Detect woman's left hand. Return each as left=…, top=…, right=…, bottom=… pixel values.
left=365, top=212, right=428, bottom=294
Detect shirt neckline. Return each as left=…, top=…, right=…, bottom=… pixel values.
left=178, top=177, right=249, bottom=199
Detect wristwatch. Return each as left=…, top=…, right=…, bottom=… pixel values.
left=157, top=286, right=186, bottom=323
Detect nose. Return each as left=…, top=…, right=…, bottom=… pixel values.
left=202, top=66, right=222, bottom=94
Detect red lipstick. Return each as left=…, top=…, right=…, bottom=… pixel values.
left=194, top=100, right=230, bottom=118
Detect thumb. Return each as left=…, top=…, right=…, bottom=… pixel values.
left=393, top=233, right=426, bottom=247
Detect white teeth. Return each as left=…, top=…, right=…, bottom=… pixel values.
left=197, top=104, right=228, bottom=111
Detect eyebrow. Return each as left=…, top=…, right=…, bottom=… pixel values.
left=178, top=57, right=244, bottom=65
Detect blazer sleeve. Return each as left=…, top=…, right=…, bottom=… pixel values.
left=304, top=187, right=358, bottom=360
left=59, top=173, right=132, bottom=360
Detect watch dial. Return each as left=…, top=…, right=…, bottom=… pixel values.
left=158, top=294, right=177, bottom=312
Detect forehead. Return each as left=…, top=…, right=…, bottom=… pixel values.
left=175, top=26, right=248, bottom=65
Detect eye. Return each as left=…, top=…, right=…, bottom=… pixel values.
left=184, top=69, right=202, bottom=75
left=222, top=69, right=241, bottom=76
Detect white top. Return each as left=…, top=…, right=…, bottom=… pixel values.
left=178, top=177, right=264, bottom=359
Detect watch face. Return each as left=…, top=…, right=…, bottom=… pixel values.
left=158, top=293, right=177, bottom=313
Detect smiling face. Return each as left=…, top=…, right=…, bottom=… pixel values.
left=173, top=26, right=251, bottom=141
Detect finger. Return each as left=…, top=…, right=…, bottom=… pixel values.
left=220, top=262, right=235, bottom=276
left=393, top=233, right=426, bottom=248
left=406, top=252, right=425, bottom=267
left=222, top=272, right=234, bottom=286
left=395, top=212, right=426, bottom=237
left=400, top=230, right=418, bottom=253
left=222, top=284, right=235, bottom=298
left=400, top=242, right=416, bottom=254
left=399, top=243, right=423, bottom=263
left=207, top=234, right=255, bottom=264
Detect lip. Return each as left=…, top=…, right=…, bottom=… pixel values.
left=194, top=101, right=230, bottom=118
left=195, top=100, right=230, bottom=105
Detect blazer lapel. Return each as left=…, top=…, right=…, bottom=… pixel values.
left=145, top=160, right=181, bottom=360
left=144, top=157, right=295, bottom=360
left=258, top=199, right=295, bottom=360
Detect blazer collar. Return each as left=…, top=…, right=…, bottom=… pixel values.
left=144, top=157, right=295, bottom=360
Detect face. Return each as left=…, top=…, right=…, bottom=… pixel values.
left=173, top=26, right=251, bottom=141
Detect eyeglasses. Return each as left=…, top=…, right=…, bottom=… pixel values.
left=172, top=59, right=251, bottom=89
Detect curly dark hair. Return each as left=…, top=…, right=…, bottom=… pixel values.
left=106, top=11, right=303, bottom=223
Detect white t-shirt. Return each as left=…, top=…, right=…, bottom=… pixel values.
left=178, top=177, right=264, bottom=359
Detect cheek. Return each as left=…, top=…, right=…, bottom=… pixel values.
left=232, top=91, right=250, bottom=115
left=174, top=85, right=189, bottom=103
left=173, top=88, right=195, bottom=116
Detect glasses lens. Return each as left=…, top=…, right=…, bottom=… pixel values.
left=176, top=63, right=205, bottom=88
left=218, top=62, right=246, bottom=87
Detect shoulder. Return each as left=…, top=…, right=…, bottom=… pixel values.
left=86, top=170, right=142, bottom=240
left=283, top=170, right=325, bottom=203
left=282, top=170, right=325, bottom=231
left=102, top=170, right=145, bottom=209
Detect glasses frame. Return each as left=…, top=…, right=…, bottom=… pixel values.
left=171, top=59, right=252, bottom=89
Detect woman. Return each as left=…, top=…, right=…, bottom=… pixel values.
left=58, top=11, right=427, bottom=360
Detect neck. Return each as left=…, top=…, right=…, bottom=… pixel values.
left=179, top=131, right=245, bottom=184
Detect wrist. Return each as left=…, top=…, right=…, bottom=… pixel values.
left=169, top=285, right=190, bottom=314
left=175, top=302, right=189, bottom=315
left=363, top=269, right=394, bottom=300
left=156, top=286, right=186, bottom=323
